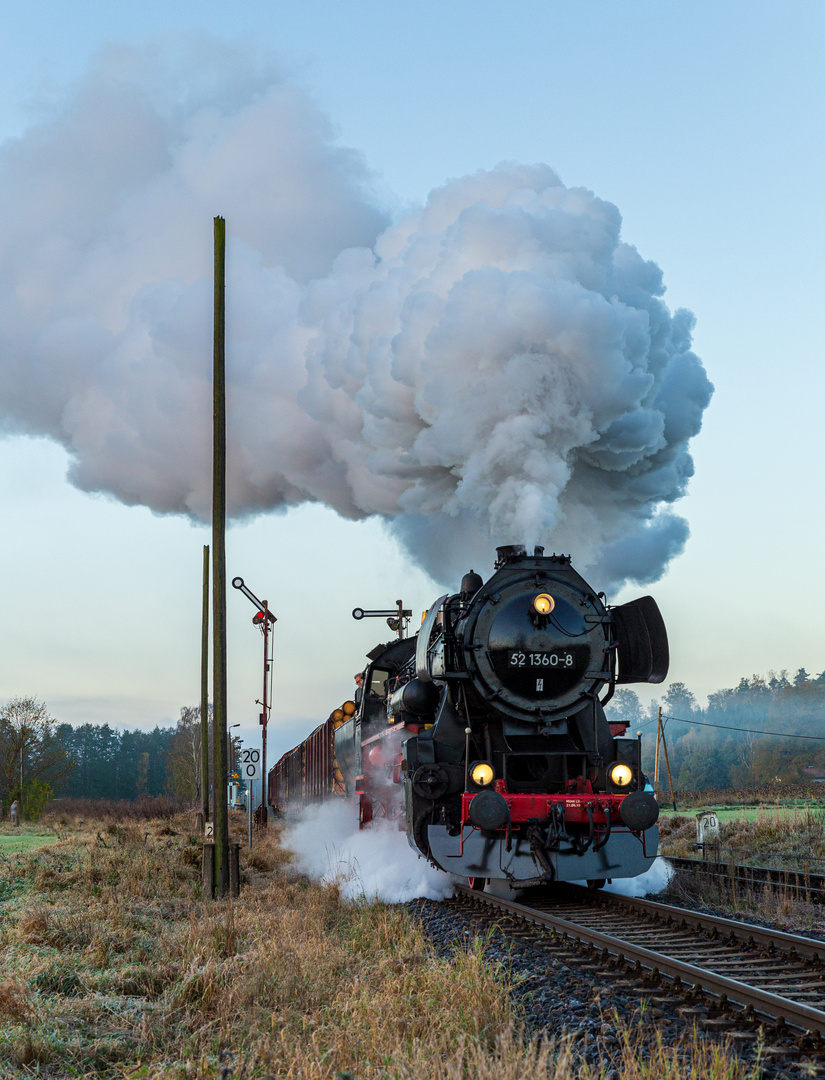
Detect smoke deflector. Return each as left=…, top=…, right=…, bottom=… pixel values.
left=612, top=596, right=669, bottom=684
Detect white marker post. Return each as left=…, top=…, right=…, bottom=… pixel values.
left=241, top=747, right=260, bottom=851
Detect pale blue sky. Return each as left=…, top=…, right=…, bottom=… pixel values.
left=0, top=1, right=822, bottom=761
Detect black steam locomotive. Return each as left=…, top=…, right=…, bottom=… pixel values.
left=271, top=544, right=668, bottom=890
left=327, top=545, right=667, bottom=888
left=319, top=544, right=665, bottom=889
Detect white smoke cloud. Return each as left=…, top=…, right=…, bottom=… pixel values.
left=283, top=800, right=453, bottom=903
left=602, top=856, right=673, bottom=898
left=571, top=855, right=673, bottom=898
left=0, top=43, right=713, bottom=589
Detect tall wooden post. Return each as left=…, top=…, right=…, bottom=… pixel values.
left=212, top=216, right=230, bottom=897
left=201, top=544, right=210, bottom=823
left=660, top=719, right=678, bottom=812
left=654, top=706, right=662, bottom=787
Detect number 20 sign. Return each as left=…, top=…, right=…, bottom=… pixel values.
left=241, top=747, right=260, bottom=780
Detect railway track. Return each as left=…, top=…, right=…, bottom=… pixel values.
left=666, top=855, right=825, bottom=902
left=453, top=882, right=825, bottom=1040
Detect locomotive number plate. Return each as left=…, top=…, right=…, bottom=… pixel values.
left=507, top=650, right=574, bottom=668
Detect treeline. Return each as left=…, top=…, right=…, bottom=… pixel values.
left=0, top=698, right=206, bottom=814
left=54, top=724, right=175, bottom=800
left=607, top=668, right=825, bottom=792
left=6, top=666, right=825, bottom=810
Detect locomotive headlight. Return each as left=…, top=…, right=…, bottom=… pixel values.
left=609, top=763, right=634, bottom=788
left=470, top=761, right=495, bottom=788
left=532, top=593, right=555, bottom=616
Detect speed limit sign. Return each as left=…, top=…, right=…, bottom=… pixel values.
left=241, top=747, right=260, bottom=780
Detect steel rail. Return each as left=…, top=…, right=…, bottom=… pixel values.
left=454, top=885, right=825, bottom=1035
left=588, top=889, right=825, bottom=961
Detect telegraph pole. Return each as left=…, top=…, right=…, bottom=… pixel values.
left=200, top=544, right=210, bottom=825
left=211, top=216, right=230, bottom=898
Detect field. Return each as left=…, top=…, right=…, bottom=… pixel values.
left=0, top=824, right=60, bottom=856
left=661, top=805, right=820, bottom=824
left=658, top=799, right=825, bottom=936
left=660, top=803, right=825, bottom=861
left=0, top=809, right=753, bottom=1079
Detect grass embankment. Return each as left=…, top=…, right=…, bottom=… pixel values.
left=663, top=806, right=817, bottom=824
left=0, top=813, right=753, bottom=1079
left=660, top=805, right=825, bottom=867
left=660, top=804, right=825, bottom=934
left=668, top=784, right=825, bottom=812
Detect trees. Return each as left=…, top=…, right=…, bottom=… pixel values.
left=606, top=689, right=642, bottom=727
left=53, top=723, right=120, bottom=799
left=662, top=682, right=698, bottom=717
left=0, top=697, right=74, bottom=818
left=115, top=729, right=173, bottom=799
left=166, top=706, right=204, bottom=800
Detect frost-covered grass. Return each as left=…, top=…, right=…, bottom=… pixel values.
left=660, top=803, right=825, bottom=934
left=0, top=824, right=58, bottom=856
left=0, top=814, right=755, bottom=1079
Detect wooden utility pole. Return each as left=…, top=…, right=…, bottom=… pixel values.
left=660, top=720, right=678, bottom=812
left=200, top=544, right=210, bottom=824
left=655, top=707, right=677, bottom=811
left=211, top=216, right=230, bottom=897
left=654, top=706, right=662, bottom=787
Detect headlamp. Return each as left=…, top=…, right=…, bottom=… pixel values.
left=470, top=761, right=495, bottom=788
left=532, top=593, right=555, bottom=616
left=609, top=763, right=633, bottom=788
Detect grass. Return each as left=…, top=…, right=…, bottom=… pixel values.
left=660, top=805, right=825, bottom=867
left=669, top=784, right=825, bottom=811
left=659, top=803, right=825, bottom=934
left=661, top=805, right=819, bottom=823
left=0, top=808, right=759, bottom=1079
left=0, top=823, right=60, bottom=856
left=661, top=863, right=825, bottom=938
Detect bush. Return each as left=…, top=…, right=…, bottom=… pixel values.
left=42, top=794, right=190, bottom=823
left=23, top=779, right=52, bottom=821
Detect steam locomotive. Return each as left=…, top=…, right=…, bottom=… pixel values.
left=269, top=544, right=668, bottom=889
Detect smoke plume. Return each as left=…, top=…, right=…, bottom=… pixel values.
left=284, top=800, right=453, bottom=903
left=575, top=857, right=673, bottom=898
left=0, top=44, right=713, bottom=588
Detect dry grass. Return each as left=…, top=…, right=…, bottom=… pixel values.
left=672, top=784, right=825, bottom=810
left=0, top=811, right=757, bottom=1079
left=660, top=804, right=825, bottom=934
left=663, top=864, right=825, bottom=937
left=0, top=980, right=32, bottom=1025
left=661, top=805, right=825, bottom=868
left=44, top=794, right=190, bottom=824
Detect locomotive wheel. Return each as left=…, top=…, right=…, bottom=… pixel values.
left=467, top=877, right=487, bottom=891
left=586, top=878, right=606, bottom=890
left=412, top=764, right=450, bottom=800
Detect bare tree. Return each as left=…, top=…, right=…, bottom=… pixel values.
left=0, top=697, right=73, bottom=817
left=166, top=706, right=207, bottom=800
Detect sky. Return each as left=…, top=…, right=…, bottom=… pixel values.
left=0, top=1, right=823, bottom=765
